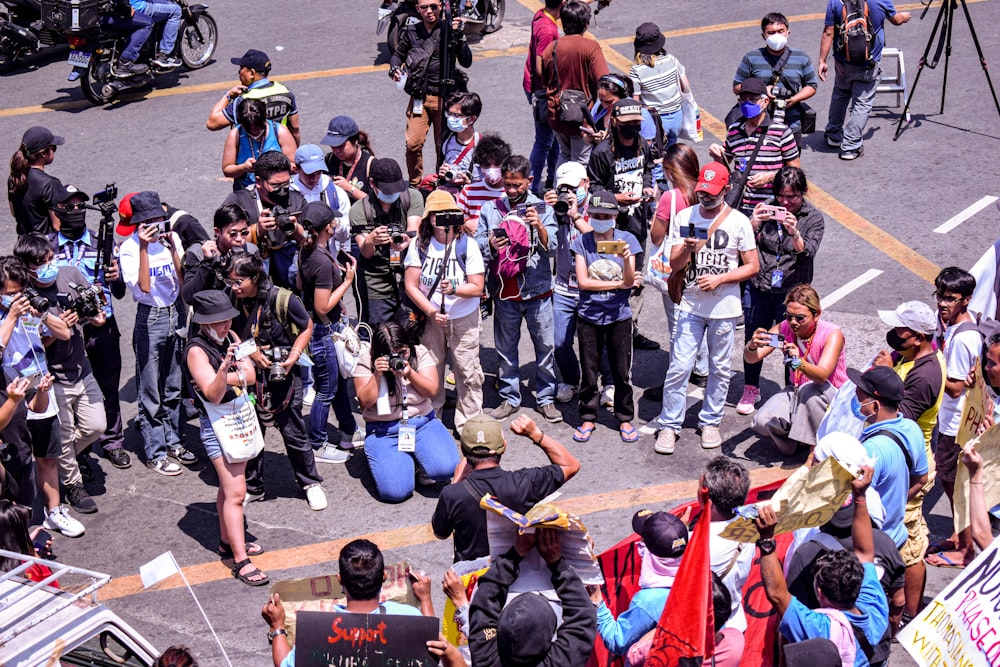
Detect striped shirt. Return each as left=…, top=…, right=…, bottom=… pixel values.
left=457, top=179, right=504, bottom=227
left=724, top=115, right=798, bottom=214
left=628, top=55, right=684, bottom=115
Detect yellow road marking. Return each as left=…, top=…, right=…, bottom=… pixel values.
left=97, top=466, right=791, bottom=601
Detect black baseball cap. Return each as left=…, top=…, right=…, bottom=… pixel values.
left=847, top=366, right=904, bottom=404
left=21, top=126, right=65, bottom=154
left=55, top=184, right=89, bottom=204
left=370, top=158, right=407, bottom=195
left=231, top=49, right=270, bottom=73
left=300, top=201, right=341, bottom=232
left=632, top=509, right=688, bottom=558
left=739, top=77, right=768, bottom=96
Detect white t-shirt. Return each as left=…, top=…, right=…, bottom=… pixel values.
left=119, top=232, right=183, bottom=307
left=710, top=519, right=755, bottom=632
left=291, top=174, right=352, bottom=252
left=671, top=205, right=755, bottom=319
left=404, top=235, right=484, bottom=319
left=939, top=324, right=982, bottom=436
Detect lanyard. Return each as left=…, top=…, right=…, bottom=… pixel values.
left=400, top=382, right=409, bottom=424
left=344, top=151, right=362, bottom=182
left=793, top=335, right=814, bottom=385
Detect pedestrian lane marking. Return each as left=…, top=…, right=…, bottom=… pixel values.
left=933, top=196, right=998, bottom=234
left=821, top=269, right=885, bottom=309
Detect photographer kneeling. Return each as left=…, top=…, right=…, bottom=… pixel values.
left=224, top=251, right=328, bottom=512
left=354, top=321, right=459, bottom=502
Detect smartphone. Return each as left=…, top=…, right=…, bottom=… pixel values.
left=234, top=339, right=258, bottom=361
left=515, top=203, right=529, bottom=217
left=492, top=228, right=508, bottom=240
left=596, top=240, right=627, bottom=255
left=336, top=250, right=352, bottom=267
left=34, top=529, right=53, bottom=559
left=689, top=224, right=709, bottom=240
left=767, top=333, right=785, bottom=348
left=579, top=125, right=596, bottom=136
left=24, top=373, right=43, bottom=390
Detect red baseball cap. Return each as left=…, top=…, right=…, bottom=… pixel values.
left=695, top=162, right=730, bottom=196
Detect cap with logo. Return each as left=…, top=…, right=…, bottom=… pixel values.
left=632, top=509, right=688, bottom=558
left=695, top=162, right=730, bottom=196
left=877, top=301, right=937, bottom=336
left=21, top=126, right=65, bottom=154
left=460, top=414, right=505, bottom=456
left=589, top=188, right=620, bottom=215
left=321, top=116, right=360, bottom=147
left=555, top=161, right=588, bottom=188
left=55, top=184, right=89, bottom=204
left=612, top=98, right=644, bottom=123
left=295, top=144, right=327, bottom=175
left=846, top=365, right=905, bottom=404
left=370, top=158, right=408, bottom=195
left=231, top=49, right=270, bottom=73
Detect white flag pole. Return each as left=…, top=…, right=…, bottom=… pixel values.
left=169, top=552, right=234, bottom=667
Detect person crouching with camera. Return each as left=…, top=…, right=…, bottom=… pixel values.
left=354, top=321, right=459, bottom=503
left=403, top=190, right=485, bottom=434
left=223, top=251, right=329, bottom=511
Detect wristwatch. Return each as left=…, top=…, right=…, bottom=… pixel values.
left=267, top=628, right=288, bottom=644
left=756, top=537, right=777, bottom=556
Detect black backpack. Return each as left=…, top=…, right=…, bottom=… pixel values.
left=837, top=0, right=876, bottom=67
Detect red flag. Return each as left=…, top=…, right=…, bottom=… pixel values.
left=645, top=500, right=715, bottom=667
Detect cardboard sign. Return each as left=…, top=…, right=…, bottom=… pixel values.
left=957, top=358, right=995, bottom=446
left=953, top=425, right=1000, bottom=533
left=294, top=611, right=439, bottom=667
left=897, top=535, right=1000, bottom=667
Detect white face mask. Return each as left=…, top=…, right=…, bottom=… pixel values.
left=203, top=326, right=228, bottom=344
left=765, top=33, right=787, bottom=51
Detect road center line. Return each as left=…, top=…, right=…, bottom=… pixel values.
left=933, top=196, right=999, bottom=234
left=821, top=269, right=885, bottom=309
left=97, top=466, right=790, bottom=602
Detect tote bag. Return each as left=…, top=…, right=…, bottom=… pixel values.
left=645, top=190, right=678, bottom=294
left=679, top=89, right=703, bottom=143
left=202, top=386, right=265, bottom=464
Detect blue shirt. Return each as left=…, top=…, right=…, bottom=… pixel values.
left=859, top=415, right=927, bottom=547
left=50, top=229, right=116, bottom=318
left=779, top=563, right=888, bottom=666
left=596, top=587, right=670, bottom=655
left=570, top=230, right=641, bottom=325
left=825, top=0, right=898, bottom=63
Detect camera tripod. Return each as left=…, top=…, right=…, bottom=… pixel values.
left=893, top=0, right=1000, bottom=139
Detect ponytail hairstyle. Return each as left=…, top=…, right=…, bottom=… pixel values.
left=7, top=143, right=47, bottom=197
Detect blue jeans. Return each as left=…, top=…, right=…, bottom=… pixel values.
left=656, top=311, right=737, bottom=430
left=364, top=412, right=460, bottom=502
left=103, top=11, right=153, bottom=62
left=659, top=109, right=682, bottom=147
left=825, top=60, right=882, bottom=151
left=528, top=91, right=558, bottom=194
left=661, top=295, right=708, bottom=376
left=134, top=303, right=182, bottom=462
left=143, top=2, right=181, bottom=52
left=307, top=321, right=358, bottom=448
left=494, top=296, right=557, bottom=408
left=742, top=285, right=788, bottom=387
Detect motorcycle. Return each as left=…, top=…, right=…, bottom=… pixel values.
left=0, top=0, right=62, bottom=71
left=40, top=0, right=216, bottom=105
left=377, top=0, right=504, bottom=55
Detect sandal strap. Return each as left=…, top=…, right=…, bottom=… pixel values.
left=232, top=558, right=252, bottom=572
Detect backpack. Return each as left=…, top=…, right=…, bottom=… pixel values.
left=491, top=200, right=532, bottom=285
left=837, top=0, right=876, bottom=67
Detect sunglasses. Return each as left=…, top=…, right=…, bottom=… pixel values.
left=227, top=229, right=251, bottom=239
left=59, top=203, right=86, bottom=211
left=417, top=3, right=440, bottom=10
left=784, top=312, right=808, bottom=323
left=932, top=291, right=962, bottom=304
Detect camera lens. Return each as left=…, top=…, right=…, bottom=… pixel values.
left=391, top=232, right=406, bottom=245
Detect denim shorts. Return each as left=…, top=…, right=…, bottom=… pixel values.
left=199, top=415, right=222, bottom=460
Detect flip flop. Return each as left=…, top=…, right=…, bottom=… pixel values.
left=573, top=424, right=595, bottom=443
left=925, top=552, right=970, bottom=569
left=926, top=539, right=959, bottom=555
left=620, top=423, right=639, bottom=443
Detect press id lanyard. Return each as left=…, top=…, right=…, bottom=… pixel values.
left=771, top=222, right=784, bottom=289
left=398, top=382, right=416, bottom=452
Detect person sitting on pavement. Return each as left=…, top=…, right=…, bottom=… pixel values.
left=470, top=528, right=597, bottom=667
left=207, top=49, right=300, bottom=145
left=744, top=284, right=847, bottom=456
left=222, top=98, right=296, bottom=192
left=432, top=413, right=580, bottom=562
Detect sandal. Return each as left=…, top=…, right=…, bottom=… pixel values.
left=218, top=541, right=265, bottom=559
left=573, top=423, right=595, bottom=443
left=619, top=423, right=639, bottom=443
left=232, top=558, right=269, bottom=587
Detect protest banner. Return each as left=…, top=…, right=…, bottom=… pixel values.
left=957, top=357, right=995, bottom=447
left=269, top=562, right=418, bottom=644
left=294, top=611, right=439, bottom=667
left=897, top=535, right=1000, bottom=667
left=442, top=556, right=489, bottom=647
left=720, top=457, right=857, bottom=543
left=953, top=425, right=1000, bottom=534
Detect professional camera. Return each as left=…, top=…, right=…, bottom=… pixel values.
left=64, top=283, right=106, bottom=319
left=264, top=347, right=291, bottom=383
left=273, top=205, right=299, bottom=239
left=554, top=186, right=575, bottom=215
left=388, top=352, right=408, bottom=374
left=22, top=286, right=50, bottom=314
left=434, top=211, right=464, bottom=228
left=388, top=224, right=412, bottom=245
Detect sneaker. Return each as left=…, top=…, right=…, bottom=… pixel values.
left=633, top=333, right=661, bottom=350
left=462, top=6, right=485, bottom=22
left=44, top=506, right=84, bottom=538
left=736, top=385, right=761, bottom=416
left=112, top=58, right=148, bottom=77
left=66, top=483, right=98, bottom=514
left=340, top=428, right=366, bottom=450
left=839, top=146, right=864, bottom=161
left=700, top=425, right=722, bottom=449
left=146, top=457, right=182, bottom=476
left=654, top=429, right=676, bottom=455
left=489, top=401, right=518, bottom=420
left=315, top=443, right=350, bottom=464
left=105, top=448, right=131, bottom=469
left=302, top=386, right=316, bottom=410
left=600, top=385, right=615, bottom=408
left=689, top=372, right=708, bottom=388
left=556, top=383, right=577, bottom=403
left=76, top=455, right=94, bottom=483
left=153, top=52, right=182, bottom=68
left=538, top=402, right=563, bottom=424
left=168, top=446, right=198, bottom=466
left=304, top=484, right=327, bottom=511
left=244, top=486, right=265, bottom=506
left=824, top=131, right=841, bottom=148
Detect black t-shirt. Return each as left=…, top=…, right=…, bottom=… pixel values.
left=587, top=138, right=654, bottom=246
left=232, top=285, right=310, bottom=348
left=222, top=189, right=307, bottom=290
left=9, top=169, right=63, bottom=236
left=38, top=267, right=93, bottom=384
left=324, top=149, right=376, bottom=201
left=163, top=204, right=211, bottom=250
left=298, top=245, right=344, bottom=324
left=431, top=464, right=565, bottom=562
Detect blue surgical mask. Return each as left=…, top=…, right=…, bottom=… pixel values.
left=446, top=116, right=466, bottom=133
left=576, top=185, right=588, bottom=205
left=376, top=190, right=401, bottom=205
left=0, top=295, right=13, bottom=310
left=740, top=101, right=763, bottom=119
left=34, top=262, right=58, bottom=284
left=850, top=395, right=874, bottom=421
left=590, top=218, right=615, bottom=233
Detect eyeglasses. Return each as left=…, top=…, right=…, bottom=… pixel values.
left=933, top=291, right=962, bottom=304
left=784, top=312, right=808, bottom=323
left=223, top=277, right=246, bottom=288
left=265, top=180, right=290, bottom=189
left=417, top=3, right=440, bottom=10
left=227, top=229, right=251, bottom=239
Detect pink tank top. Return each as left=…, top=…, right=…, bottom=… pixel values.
left=779, top=318, right=848, bottom=388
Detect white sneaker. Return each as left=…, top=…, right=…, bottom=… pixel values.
left=340, top=428, right=366, bottom=450
left=556, top=383, right=576, bottom=403
left=44, top=505, right=85, bottom=538
left=600, top=385, right=615, bottom=408
left=654, top=429, right=676, bottom=455
left=302, top=387, right=316, bottom=410
left=304, top=484, right=328, bottom=511
left=700, top=425, right=722, bottom=449
left=316, top=443, right=350, bottom=464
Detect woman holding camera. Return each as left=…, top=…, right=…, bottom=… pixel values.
left=183, top=290, right=267, bottom=586
left=743, top=284, right=846, bottom=456
left=403, top=190, right=485, bottom=433
left=737, top=166, right=825, bottom=417
left=354, top=321, right=460, bottom=503
left=570, top=188, right=642, bottom=444
left=224, top=252, right=328, bottom=511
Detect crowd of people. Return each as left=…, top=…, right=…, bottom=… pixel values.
left=2, top=0, right=996, bottom=664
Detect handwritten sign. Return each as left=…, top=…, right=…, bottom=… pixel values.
left=953, top=425, right=1000, bottom=534
left=294, top=611, right=439, bottom=667
left=958, top=358, right=995, bottom=446
left=897, top=535, right=1000, bottom=667
left=720, top=457, right=856, bottom=543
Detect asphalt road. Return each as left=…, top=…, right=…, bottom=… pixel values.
left=2, top=0, right=999, bottom=664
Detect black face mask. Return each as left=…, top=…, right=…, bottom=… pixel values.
left=508, top=190, right=528, bottom=204
left=885, top=329, right=908, bottom=352
left=268, top=185, right=290, bottom=207
left=617, top=124, right=641, bottom=140
left=56, top=209, right=87, bottom=240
